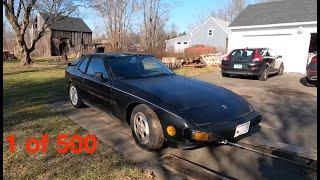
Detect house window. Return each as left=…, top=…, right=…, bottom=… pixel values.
left=177, top=42, right=181, bottom=45
left=183, top=42, right=188, bottom=44
left=208, top=29, right=214, bottom=36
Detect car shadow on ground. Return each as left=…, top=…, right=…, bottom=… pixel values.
left=228, top=73, right=278, bottom=81
left=299, top=76, right=317, bottom=87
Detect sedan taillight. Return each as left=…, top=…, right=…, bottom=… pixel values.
left=252, top=50, right=262, bottom=62
left=222, top=54, right=230, bottom=61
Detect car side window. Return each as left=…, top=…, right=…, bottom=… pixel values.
left=87, top=57, right=109, bottom=79
left=78, top=57, right=89, bottom=72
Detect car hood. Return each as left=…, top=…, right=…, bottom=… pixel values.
left=122, top=75, right=252, bottom=125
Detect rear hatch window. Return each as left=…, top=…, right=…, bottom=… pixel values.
left=230, top=49, right=255, bottom=62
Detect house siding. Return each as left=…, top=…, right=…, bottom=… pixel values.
left=190, top=18, right=229, bottom=53
left=165, top=17, right=230, bottom=53
left=165, top=35, right=190, bottom=52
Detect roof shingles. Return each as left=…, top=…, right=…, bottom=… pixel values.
left=39, top=12, right=92, bottom=33
left=229, top=0, right=317, bottom=27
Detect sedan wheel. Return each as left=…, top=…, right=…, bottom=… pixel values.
left=69, top=83, right=85, bottom=108
left=130, top=104, right=164, bottom=150
left=259, top=67, right=269, bottom=81
left=278, top=63, right=284, bottom=75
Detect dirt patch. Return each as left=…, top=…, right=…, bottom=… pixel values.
left=267, top=88, right=314, bottom=96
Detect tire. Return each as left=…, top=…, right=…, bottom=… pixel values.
left=222, top=72, right=229, bottom=77
left=69, top=83, right=85, bottom=108
left=278, top=63, right=284, bottom=75
left=130, top=104, right=164, bottom=151
left=259, top=67, right=269, bottom=81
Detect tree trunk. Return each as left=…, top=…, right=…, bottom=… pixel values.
left=20, top=50, right=32, bottom=66
left=16, top=36, right=33, bottom=66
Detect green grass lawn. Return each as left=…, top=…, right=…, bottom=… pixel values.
left=3, top=59, right=149, bottom=179
left=174, top=66, right=220, bottom=77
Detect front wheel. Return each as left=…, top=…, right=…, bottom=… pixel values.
left=69, top=83, right=85, bottom=108
left=130, top=104, right=164, bottom=151
left=278, top=63, right=284, bottom=75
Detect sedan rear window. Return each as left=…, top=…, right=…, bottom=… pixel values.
left=230, top=49, right=255, bottom=61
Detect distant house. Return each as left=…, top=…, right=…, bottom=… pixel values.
left=228, top=0, right=317, bottom=73
left=165, top=17, right=230, bottom=53
left=30, top=12, right=92, bottom=56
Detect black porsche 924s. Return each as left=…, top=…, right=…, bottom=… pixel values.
left=65, top=53, right=262, bottom=150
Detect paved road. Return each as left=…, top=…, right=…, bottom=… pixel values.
left=195, top=72, right=317, bottom=160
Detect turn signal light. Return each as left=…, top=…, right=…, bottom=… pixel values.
left=192, top=131, right=209, bottom=141
left=167, top=125, right=176, bottom=136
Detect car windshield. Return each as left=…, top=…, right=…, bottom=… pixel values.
left=108, top=56, right=174, bottom=79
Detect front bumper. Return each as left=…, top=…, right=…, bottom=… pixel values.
left=179, top=110, right=262, bottom=145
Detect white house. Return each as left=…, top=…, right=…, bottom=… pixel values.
left=228, top=0, right=317, bottom=73
left=165, top=17, right=230, bottom=53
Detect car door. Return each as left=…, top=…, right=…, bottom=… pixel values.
left=75, top=56, right=90, bottom=99
left=82, top=55, right=115, bottom=112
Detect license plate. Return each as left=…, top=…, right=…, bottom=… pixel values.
left=233, top=64, right=242, bottom=69
left=234, top=121, right=250, bottom=138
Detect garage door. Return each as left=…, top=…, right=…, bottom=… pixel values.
left=175, top=41, right=189, bottom=53
left=229, top=33, right=311, bottom=73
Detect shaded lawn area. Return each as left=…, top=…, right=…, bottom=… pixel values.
left=3, top=59, right=148, bottom=179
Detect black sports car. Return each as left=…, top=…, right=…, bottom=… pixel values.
left=65, top=53, right=262, bottom=150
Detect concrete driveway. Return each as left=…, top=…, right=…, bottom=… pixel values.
left=195, top=72, right=317, bottom=160
left=51, top=72, right=316, bottom=179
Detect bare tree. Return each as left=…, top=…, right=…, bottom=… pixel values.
left=140, top=0, right=170, bottom=52
left=188, top=8, right=210, bottom=33
left=90, top=0, right=137, bottom=51
left=3, top=0, right=77, bottom=66
left=227, top=0, right=247, bottom=21
left=211, top=0, right=247, bottom=22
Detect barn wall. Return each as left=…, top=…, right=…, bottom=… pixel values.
left=30, top=30, right=52, bottom=56
left=51, top=30, right=92, bottom=56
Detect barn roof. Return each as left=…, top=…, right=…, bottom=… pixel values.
left=229, top=0, right=317, bottom=27
left=39, top=12, right=92, bottom=33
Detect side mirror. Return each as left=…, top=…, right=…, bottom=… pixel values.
left=94, top=72, right=105, bottom=81
left=278, top=55, right=282, bottom=58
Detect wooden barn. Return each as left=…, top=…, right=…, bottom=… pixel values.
left=30, top=12, right=92, bottom=56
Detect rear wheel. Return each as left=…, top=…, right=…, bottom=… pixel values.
left=69, top=83, right=85, bottom=108
left=278, top=63, right=284, bottom=75
left=259, top=67, right=269, bottom=81
left=130, top=104, right=164, bottom=151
